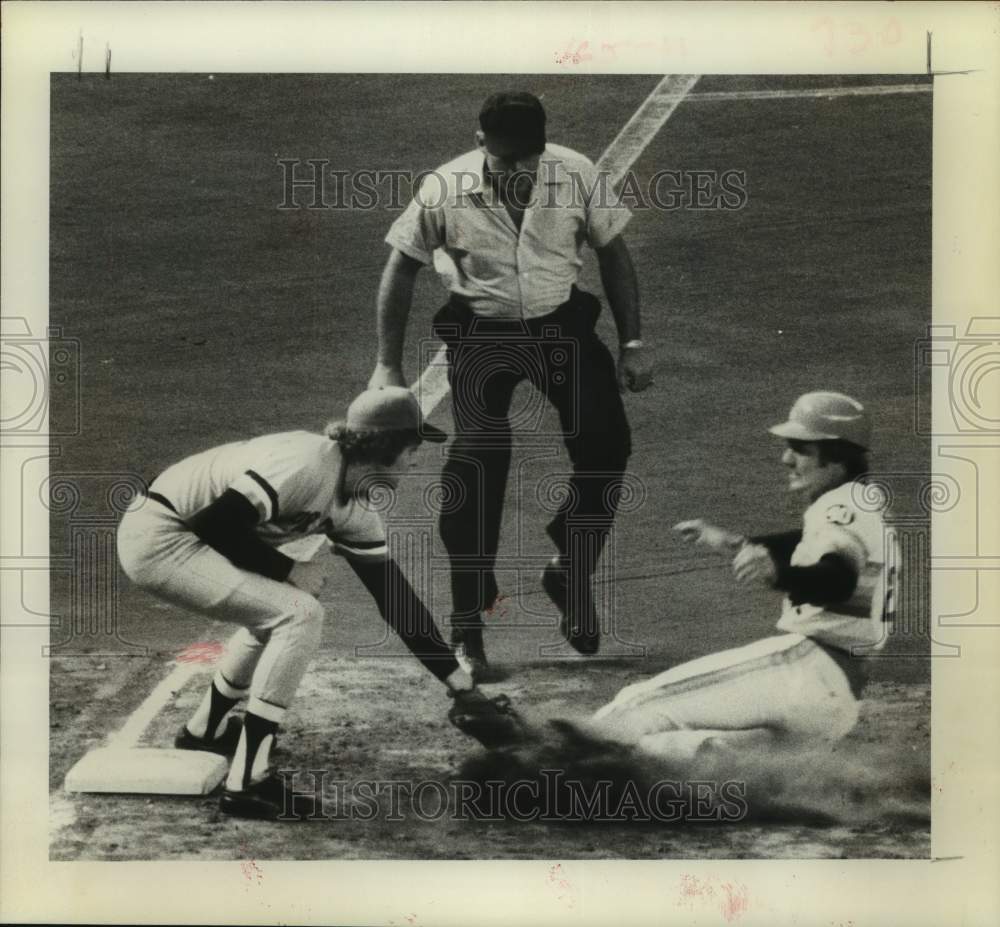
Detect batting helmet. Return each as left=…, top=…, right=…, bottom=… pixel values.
left=769, top=391, right=871, bottom=450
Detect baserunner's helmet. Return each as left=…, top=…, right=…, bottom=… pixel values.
left=769, top=391, right=870, bottom=450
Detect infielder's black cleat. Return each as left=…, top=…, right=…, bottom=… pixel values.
left=542, top=561, right=600, bottom=655
left=174, top=716, right=244, bottom=757
left=219, top=772, right=318, bottom=822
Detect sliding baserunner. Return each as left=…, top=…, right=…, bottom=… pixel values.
left=590, top=391, right=898, bottom=759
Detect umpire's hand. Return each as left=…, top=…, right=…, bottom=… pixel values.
left=617, top=344, right=653, bottom=392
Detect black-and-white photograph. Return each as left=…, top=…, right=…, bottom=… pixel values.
left=45, top=68, right=932, bottom=860
left=2, top=2, right=998, bottom=924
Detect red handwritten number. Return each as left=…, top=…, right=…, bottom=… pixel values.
left=555, top=39, right=592, bottom=66
left=812, top=17, right=902, bottom=57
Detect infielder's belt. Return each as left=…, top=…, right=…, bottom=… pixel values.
left=145, top=490, right=178, bottom=515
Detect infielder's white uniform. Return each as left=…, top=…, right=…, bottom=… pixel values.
left=118, top=431, right=385, bottom=715
left=592, top=480, right=897, bottom=759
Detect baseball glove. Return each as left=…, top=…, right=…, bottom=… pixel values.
left=447, top=689, right=532, bottom=749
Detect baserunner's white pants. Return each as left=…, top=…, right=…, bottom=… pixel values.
left=117, top=496, right=323, bottom=711
left=592, top=634, right=859, bottom=761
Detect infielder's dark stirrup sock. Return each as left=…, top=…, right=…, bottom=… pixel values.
left=202, top=681, right=241, bottom=740
left=238, top=712, right=280, bottom=790
left=186, top=671, right=248, bottom=740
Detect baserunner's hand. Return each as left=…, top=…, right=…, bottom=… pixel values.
left=732, top=543, right=778, bottom=586
left=673, top=519, right=746, bottom=554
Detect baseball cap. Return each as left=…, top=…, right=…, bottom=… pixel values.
left=345, top=386, right=448, bottom=444
left=479, top=91, right=547, bottom=154
left=769, top=391, right=871, bottom=450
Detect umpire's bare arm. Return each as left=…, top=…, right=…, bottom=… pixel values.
left=596, top=234, right=652, bottom=393
left=369, top=248, right=423, bottom=389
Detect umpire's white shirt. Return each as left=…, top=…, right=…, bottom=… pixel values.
left=386, top=144, right=632, bottom=319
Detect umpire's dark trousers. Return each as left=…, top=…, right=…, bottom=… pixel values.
left=432, top=286, right=633, bottom=626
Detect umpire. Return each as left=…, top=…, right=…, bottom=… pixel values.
left=368, top=91, right=652, bottom=677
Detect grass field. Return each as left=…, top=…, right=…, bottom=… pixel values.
left=49, top=73, right=932, bottom=859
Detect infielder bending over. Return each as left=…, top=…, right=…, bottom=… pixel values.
left=118, top=387, right=514, bottom=820
left=369, top=91, right=653, bottom=677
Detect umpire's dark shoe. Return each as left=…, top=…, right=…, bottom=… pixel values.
left=452, top=623, right=509, bottom=683
left=174, top=716, right=243, bottom=757
left=219, top=772, right=318, bottom=822
left=542, top=560, right=600, bottom=656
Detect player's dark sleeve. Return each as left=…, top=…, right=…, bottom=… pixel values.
left=344, top=556, right=460, bottom=682
left=187, top=489, right=295, bottom=582
left=750, top=530, right=803, bottom=567
left=750, top=530, right=857, bottom=604
left=774, top=554, right=858, bottom=606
